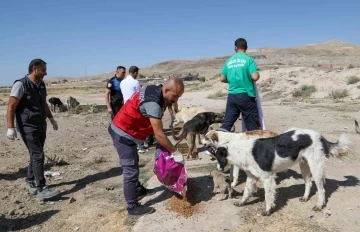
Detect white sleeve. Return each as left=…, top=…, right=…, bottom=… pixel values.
left=134, top=80, right=141, bottom=92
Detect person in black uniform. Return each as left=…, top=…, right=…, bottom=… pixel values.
left=105, top=66, right=126, bottom=119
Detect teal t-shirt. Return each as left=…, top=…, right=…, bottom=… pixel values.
left=221, top=52, right=258, bottom=97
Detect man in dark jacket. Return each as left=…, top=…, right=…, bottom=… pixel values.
left=105, top=66, right=126, bottom=119
left=6, top=58, right=60, bottom=201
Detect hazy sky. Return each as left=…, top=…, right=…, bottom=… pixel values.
left=1, top=0, right=359, bottom=85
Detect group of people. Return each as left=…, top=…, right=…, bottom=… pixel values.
left=5, top=37, right=261, bottom=216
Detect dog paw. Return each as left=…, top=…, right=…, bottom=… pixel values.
left=312, top=205, right=325, bottom=211
left=261, top=210, right=271, bottom=216
left=299, top=197, right=308, bottom=202
left=217, top=197, right=226, bottom=201
left=234, top=202, right=245, bottom=207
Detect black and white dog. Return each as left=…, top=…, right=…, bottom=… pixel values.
left=204, top=128, right=351, bottom=216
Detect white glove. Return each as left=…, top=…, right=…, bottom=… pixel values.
left=7, top=128, right=18, bottom=140
left=171, top=150, right=184, bottom=164
left=49, top=118, right=58, bottom=131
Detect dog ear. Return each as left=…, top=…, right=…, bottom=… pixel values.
left=209, top=131, right=218, bottom=142
left=215, top=147, right=228, bottom=169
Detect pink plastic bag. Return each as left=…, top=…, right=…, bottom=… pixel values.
left=154, top=144, right=187, bottom=196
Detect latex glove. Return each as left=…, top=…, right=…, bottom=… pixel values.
left=7, top=128, right=18, bottom=140
left=171, top=150, right=184, bottom=164
left=49, top=118, right=58, bottom=131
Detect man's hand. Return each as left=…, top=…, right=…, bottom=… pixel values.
left=107, top=106, right=113, bottom=114
left=49, top=118, right=58, bottom=131
left=171, top=150, right=184, bottom=164
left=7, top=128, right=18, bottom=140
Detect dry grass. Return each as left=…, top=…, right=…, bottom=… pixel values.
left=207, top=90, right=227, bottom=99
left=329, top=89, right=348, bottom=100
left=292, top=85, right=317, bottom=98
left=347, top=76, right=360, bottom=85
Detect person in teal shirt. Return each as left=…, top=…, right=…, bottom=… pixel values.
left=219, top=38, right=261, bottom=131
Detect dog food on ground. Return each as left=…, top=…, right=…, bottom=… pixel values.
left=166, top=179, right=202, bottom=218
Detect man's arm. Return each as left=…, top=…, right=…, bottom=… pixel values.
left=105, top=89, right=112, bottom=113
left=45, top=103, right=54, bottom=119
left=251, top=72, right=260, bottom=82
left=6, top=96, right=20, bottom=128
left=219, top=75, right=228, bottom=83
left=249, top=59, right=260, bottom=82
left=150, top=118, right=177, bottom=153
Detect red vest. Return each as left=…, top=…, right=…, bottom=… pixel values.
left=113, top=85, right=166, bottom=141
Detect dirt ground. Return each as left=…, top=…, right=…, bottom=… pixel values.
left=0, top=89, right=360, bottom=232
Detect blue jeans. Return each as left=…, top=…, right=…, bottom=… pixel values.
left=220, top=93, right=260, bottom=132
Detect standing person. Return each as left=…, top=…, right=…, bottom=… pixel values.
left=105, top=66, right=126, bottom=119
left=6, top=58, right=60, bottom=200
left=109, top=77, right=185, bottom=216
left=120, top=66, right=148, bottom=153
left=219, top=38, right=261, bottom=132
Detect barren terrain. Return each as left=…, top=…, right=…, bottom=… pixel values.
left=1, top=40, right=360, bottom=232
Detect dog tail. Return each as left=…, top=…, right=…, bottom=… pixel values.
left=355, top=120, right=360, bottom=134
left=327, top=134, right=352, bottom=159
left=171, top=127, right=187, bottom=141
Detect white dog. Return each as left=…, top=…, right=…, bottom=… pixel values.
left=202, top=129, right=278, bottom=187
left=205, top=128, right=351, bottom=216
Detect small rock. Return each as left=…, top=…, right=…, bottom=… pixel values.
left=97, top=213, right=103, bottom=217
left=69, top=197, right=76, bottom=204
left=8, top=209, right=16, bottom=216
left=106, top=187, right=115, bottom=191
left=39, top=201, right=45, bottom=205
left=73, top=227, right=79, bottom=231
left=49, top=202, right=55, bottom=205
left=309, top=215, right=314, bottom=219
left=14, top=200, right=21, bottom=204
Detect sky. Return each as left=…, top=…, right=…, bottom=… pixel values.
left=0, top=0, right=359, bottom=86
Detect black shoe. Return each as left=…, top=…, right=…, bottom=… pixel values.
left=128, top=203, right=155, bottom=216
left=136, top=185, right=156, bottom=201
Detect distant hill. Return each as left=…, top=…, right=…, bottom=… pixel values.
left=46, top=40, right=360, bottom=83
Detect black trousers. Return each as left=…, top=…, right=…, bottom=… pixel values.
left=220, top=93, right=260, bottom=132
left=21, top=132, right=47, bottom=187
left=110, top=102, right=123, bottom=120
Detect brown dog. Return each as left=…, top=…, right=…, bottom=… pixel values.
left=210, top=170, right=233, bottom=201
left=172, top=112, right=224, bottom=160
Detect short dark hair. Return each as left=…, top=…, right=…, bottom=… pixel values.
left=116, top=66, right=126, bottom=71
left=129, top=66, right=139, bottom=74
left=28, top=59, right=47, bottom=73
left=234, top=38, right=248, bottom=50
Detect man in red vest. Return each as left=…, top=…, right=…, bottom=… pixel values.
left=108, top=77, right=185, bottom=216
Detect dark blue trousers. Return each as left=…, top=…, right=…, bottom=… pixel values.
left=108, top=126, right=142, bottom=209
left=220, top=93, right=260, bottom=132
left=21, top=132, right=47, bottom=187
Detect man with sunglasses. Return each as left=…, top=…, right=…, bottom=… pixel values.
left=6, top=58, right=60, bottom=200
left=105, top=66, right=126, bottom=119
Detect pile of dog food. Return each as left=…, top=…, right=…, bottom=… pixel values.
left=166, top=179, right=201, bottom=218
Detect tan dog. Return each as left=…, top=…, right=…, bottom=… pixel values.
left=355, top=120, right=360, bottom=134
left=172, top=106, right=206, bottom=128
left=210, top=170, right=233, bottom=201
left=203, top=129, right=278, bottom=187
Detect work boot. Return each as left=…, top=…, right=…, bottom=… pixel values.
left=25, top=181, right=38, bottom=195
left=37, top=186, right=60, bottom=201
left=128, top=203, right=155, bottom=216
